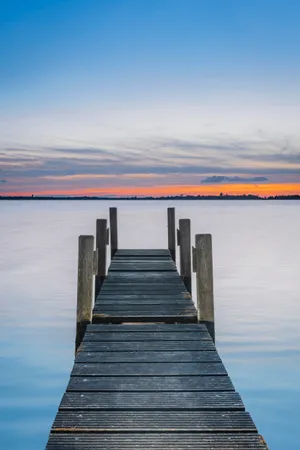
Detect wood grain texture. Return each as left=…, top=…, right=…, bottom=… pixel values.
left=60, top=391, right=243, bottom=410
left=67, top=375, right=234, bottom=391
left=195, top=234, right=215, bottom=340
left=75, top=350, right=221, bottom=363
left=52, top=410, right=256, bottom=431
left=95, top=219, right=107, bottom=298
left=167, top=207, right=176, bottom=261
left=46, top=433, right=267, bottom=449
left=76, top=235, right=94, bottom=352
left=179, top=218, right=192, bottom=293
left=71, top=362, right=227, bottom=376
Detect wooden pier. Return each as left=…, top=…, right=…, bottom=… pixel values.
left=46, top=208, right=268, bottom=449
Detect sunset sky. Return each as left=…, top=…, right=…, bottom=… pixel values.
left=1, top=0, right=300, bottom=197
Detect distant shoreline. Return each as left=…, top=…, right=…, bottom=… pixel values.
left=1, top=195, right=299, bottom=201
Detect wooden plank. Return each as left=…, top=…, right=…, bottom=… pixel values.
left=67, top=375, right=234, bottom=391
left=92, top=306, right=197, bottom=314
left=114, top=249, right=171, bottom=256
left=107, top=271, right=181, bottom=277
left=112, top=257, right=172, bottom=261
left=83, top=331, right=211, bottom=341
left=71, top=362, right=227, bottom=376
left=96, top=294, right=192, bottom=299
left=75, top=351, right=221, bottom=363
left=110, top=260, right=176, bottom=265
left=92, top=314, right=197, bottom=324
left=47, top=434, right=267, bottom=449
left=46, top=433, right=267, bottom=449
left=86, top=324, right=207, bottom=332
left=100, top=286, right=187, bottom=292
left=52, top=410, right=256, bottom=431
left=79, top=340, right=216, bottom=352
left=109, top=266, right=177, bottom=272
left=60, top=391, right=243, bottom=410
left=95, top=298, right=195, bottom=305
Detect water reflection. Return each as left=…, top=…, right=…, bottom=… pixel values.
left=0, top=200, right=299, bottom=449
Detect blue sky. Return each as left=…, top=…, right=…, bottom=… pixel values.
left=1, top=0, right=300, bottom=195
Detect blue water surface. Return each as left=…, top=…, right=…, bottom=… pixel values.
left=0, top=200, right=299, bottom=449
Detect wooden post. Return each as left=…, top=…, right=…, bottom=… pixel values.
left=76, top=235, right=94, bottom=352
left=95, top=219, right=107, bottom=299
left=179, top=219, right=192, bottom=293
left=167, top=207, right=176, bottom=261
left=195, top=234, right=215, bottom=341
left=109, top=207, right=118, bottom=258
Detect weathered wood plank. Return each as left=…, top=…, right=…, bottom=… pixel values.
left=109, top=266, right=177, bottom=272
left=52, top=410, right=256, bottom=431
left=60, top=391, right=243, bottom=410
left=95, top=298, right=195, bottom=305
left=47, top=433, right=267, bottom=449
left=93, top=306, right=197, bottom=315
left=83, top=331, right=211, bottom=341
left=86, top=324, right=207, bottom=332
left=79, top=340, right=215, bottom=352
left=114, top=249, right=171, bottom=256
left=71, top=362, right=227, bottom=376
left=92, top=314, right=198, bottom=324
left=75, top=350, right=220, bottom=363
left=67, top=375, right=234, bottom=391
left=96, top=294, right=192, bottom=300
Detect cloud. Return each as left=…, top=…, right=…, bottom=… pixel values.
left=201, top=176, right=268, bottom=184
left=0, top=179, right=7, bottom=183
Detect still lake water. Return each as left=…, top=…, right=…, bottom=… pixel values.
left=0, top=200, right=300, bottom=449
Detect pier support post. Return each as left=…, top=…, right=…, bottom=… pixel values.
left=76, top=235, right=94, bottom=352
left=109, top=207, right=118, bottom=259
left=95, top=219, right=108, bottom=299
left=179, top=218, right=192, bottom=293
left=195, top=234, right=215, bottom=341
left=167, top=207, right=176, bottom=261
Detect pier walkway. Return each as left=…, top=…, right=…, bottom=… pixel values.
left=46, top=208, right=268, bottom=449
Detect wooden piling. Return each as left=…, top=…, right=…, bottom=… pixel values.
left=109, top=207, right=118, bottom=258
left=179, top=218, right=192, bottom=293
left=95, top=219, right=108, bottom=299
left=195, top=233, right=215, bottom=341
left=76, top=235, right=94, bottom=352
left=167, top=207, right=176, bottom=262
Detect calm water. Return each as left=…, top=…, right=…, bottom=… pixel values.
left=0, top=200, right=299, bottom=449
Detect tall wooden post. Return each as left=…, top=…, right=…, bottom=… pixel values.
left=179, top=218, right=192, bottom=293
left=109, top=207, right=118, bottom=259
left=95, top=219, right=108, bottom=299
left=195, top=234, right=215, bottom=341
left=76, top=235, right=94, bottom=352
left=167, top=207, right=176, bottom=261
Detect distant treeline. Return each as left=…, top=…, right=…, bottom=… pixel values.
left=1, top=194, right=299, bottom=200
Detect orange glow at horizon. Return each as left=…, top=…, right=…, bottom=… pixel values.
left=4, top=183, right=300, bottom=197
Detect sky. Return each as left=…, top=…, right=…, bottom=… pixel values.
left=1, top=0, right=300, bottom=197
